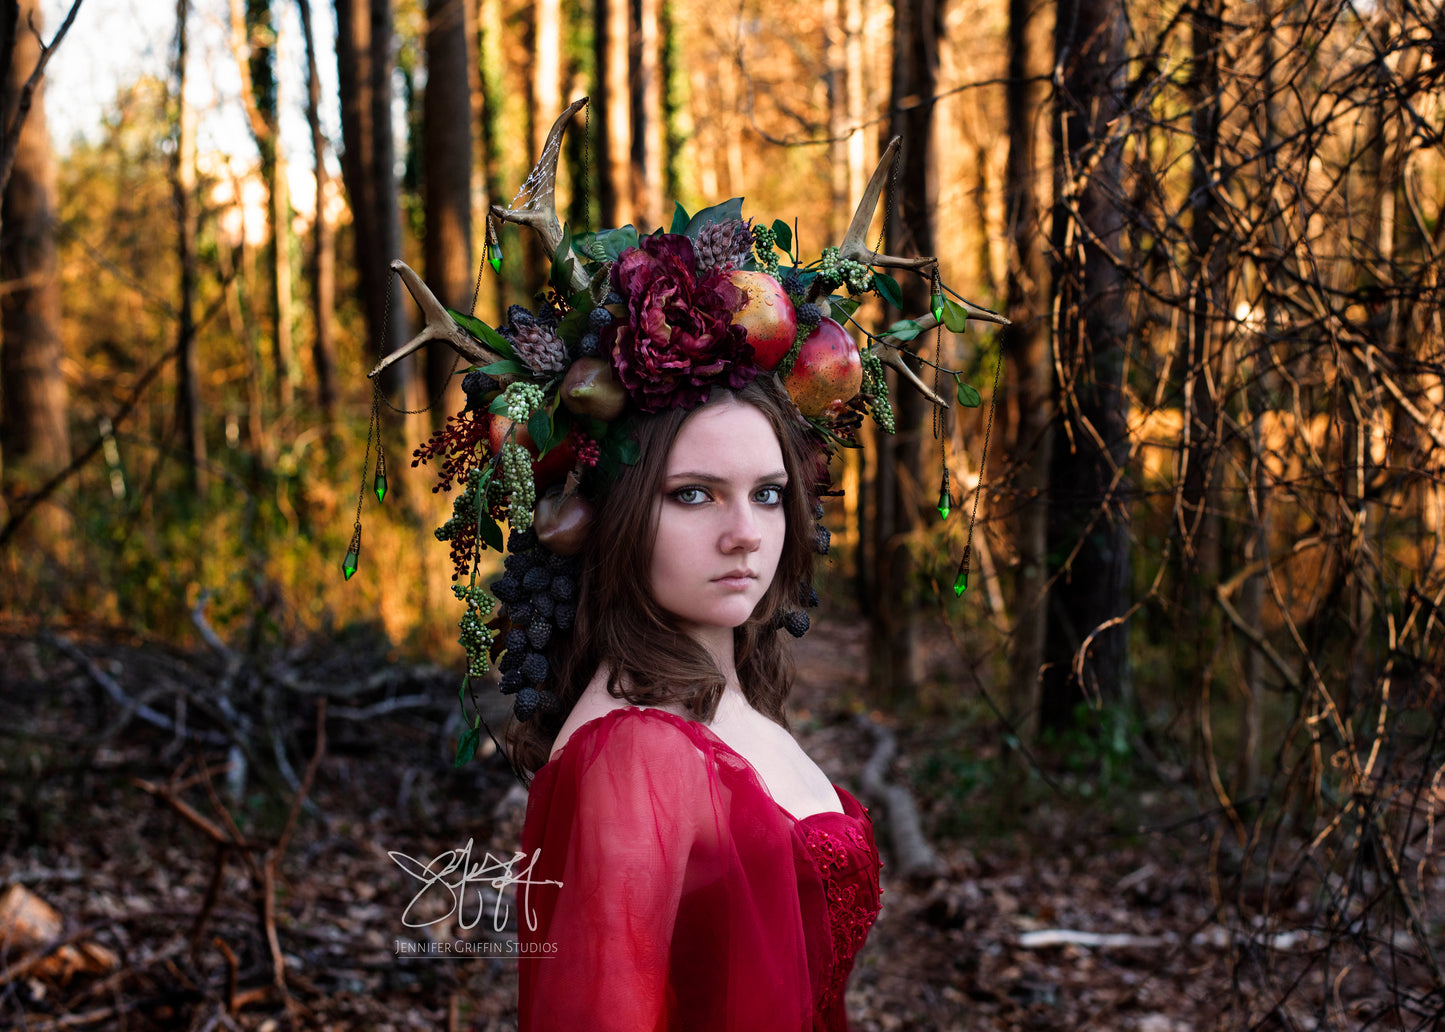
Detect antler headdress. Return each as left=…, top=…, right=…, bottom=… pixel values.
left=356, top=98, right=1005, bottom=744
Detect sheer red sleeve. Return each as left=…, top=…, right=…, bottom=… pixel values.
left=517, top=708, right=814, bottom=1032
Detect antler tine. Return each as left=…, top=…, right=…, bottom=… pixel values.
left=838, top=137, right=931, bottom=273
left=492, top=96, right=591, bottom=294
left=368, top=260, right=499, bottom=379
left=874, top=344, right=949, bottom=407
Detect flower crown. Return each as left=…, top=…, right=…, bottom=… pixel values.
left=362, top=98, right=1005, bottom=751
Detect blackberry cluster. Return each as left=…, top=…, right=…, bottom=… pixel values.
left=777, top=579, right=821, bottom=639
left=462, top=371, right=498, bottom=413
left=490, top=529, right=580, bottom=722
left=795, top=302, right=822, bottom=328
left=781, top=269, right=804, bottom=298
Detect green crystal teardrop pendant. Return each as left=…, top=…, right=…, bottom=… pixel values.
left=488, top=242, right=503, bottom=273
left=938, top=486, right=951, bottom=520
left=931, top=291, right=945, bottom=324
left=342, top=525, right=361, bottom=581
left=952, top=545, right=971, bottom=597
left=373, top=450, right=388, bottom=503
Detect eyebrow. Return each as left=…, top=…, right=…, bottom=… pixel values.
left=664, top=470, right=789, bottom=484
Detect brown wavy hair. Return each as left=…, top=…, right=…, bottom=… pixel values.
left=505, top=374, right=820, bottom=777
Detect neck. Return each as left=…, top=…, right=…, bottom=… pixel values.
left=688, top=625, right=740, bottom=691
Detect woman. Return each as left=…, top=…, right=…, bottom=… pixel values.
left=512, top=376, right=882, bottom=1031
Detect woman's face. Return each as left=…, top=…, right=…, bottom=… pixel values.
left=649, top=399, right=788, bottom=644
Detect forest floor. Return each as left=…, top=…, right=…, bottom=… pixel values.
left=0, top=617, right=1439, bottom=1031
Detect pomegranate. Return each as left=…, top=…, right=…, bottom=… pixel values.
left=781, top=317, right=862, bottom=418
left=728, top=270, right=797, bottom=370
left=488, top=415, right=579, bottom=491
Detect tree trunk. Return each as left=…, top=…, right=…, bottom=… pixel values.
left=594, top=0, right=631, bottom=227
left=424, top=0, right=473, bottom=411
left=232, top=0, right=294, bottom=411
left=0, top=0, right=69, bottom=509
left=297, top=0, right=337, bottom=431
left=631, top=0, right=661, bottom=229
left=1041, top=0, right=1132, bottom=730
left=1003, top=0, right=1052, bottom=736
left=867, top=0, right=942, bottom=703
left=171, top=0, right=204, bottom=495
left=335, top=0, right=411, bottom=402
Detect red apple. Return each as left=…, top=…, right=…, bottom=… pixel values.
left=488, top=414, right=579, bottom=491
left=781, top=317, right=862, bottom=418
left=728, top=270, right=797, bottom=370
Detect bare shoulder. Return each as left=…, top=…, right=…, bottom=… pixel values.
left=547, top=667, right=686, bottom=762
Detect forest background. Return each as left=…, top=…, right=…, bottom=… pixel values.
left=1, top=0, right=1443, bottom=1027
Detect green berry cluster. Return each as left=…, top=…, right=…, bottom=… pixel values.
left=860, top=348, right=895, bottom=433
left=752, top=224, right=780, bottom=276
left=817, top=246, right=873, bottom=293
left=501, top=443, right=536, bottom=531
left=502, top=382, right=545, bottom=422
left=453, top=583, right=496, bottom=679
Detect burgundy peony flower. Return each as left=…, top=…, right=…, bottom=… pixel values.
left=605, top=234, right=758, bottom=412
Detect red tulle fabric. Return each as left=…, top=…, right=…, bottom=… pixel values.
left=518, top=707, right=882, bottom=1031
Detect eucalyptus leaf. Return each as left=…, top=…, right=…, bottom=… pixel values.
left=455, top=725, right=480, bottom=767
left=528, top=410, right=552, bottom=455
left=448, top=308, right=516, bottom=359
left=873, top=272, right=904, bottom=310
left=670, top=201, right=691, bottom=235
left=684, top=198, right=745, bottom=239
left=480, top=359, right=531, bottom=377
left=478, top=511, right=505, bottom=552
left=955, top=375, right=982, bottom=408
left=547, top=405, right=573, bottom=452
left=771, top=219, right=793, bottom=255
left=942, top=298, right=971, bottom=333
left=886, top=318, right=923, bottom=342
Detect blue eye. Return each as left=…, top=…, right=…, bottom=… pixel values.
left=672, top=487, right=709, bottom=505
left=754, top=485, right=784, bottom=505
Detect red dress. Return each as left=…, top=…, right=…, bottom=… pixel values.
left=517, top=707, right=882, bottom=1031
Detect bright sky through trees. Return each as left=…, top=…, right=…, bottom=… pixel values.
left=41, top=0, right=341, bottom=185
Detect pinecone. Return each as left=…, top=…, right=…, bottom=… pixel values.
left=694, top=218, right=755, bottom=272
left=508, top=320, right=569, bottom=374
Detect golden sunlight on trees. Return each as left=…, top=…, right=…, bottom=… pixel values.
left=1, top=0, right=1444, bottom=1025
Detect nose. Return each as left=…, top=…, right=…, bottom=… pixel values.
left=720, top=501, right=762, bottom=554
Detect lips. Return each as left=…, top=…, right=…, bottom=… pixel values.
left=713, top=570, right=758, bottom=588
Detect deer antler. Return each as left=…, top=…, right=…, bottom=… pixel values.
left=368, top=260, right=498, bottom=379
left=490, top=96, right=591, bottom=295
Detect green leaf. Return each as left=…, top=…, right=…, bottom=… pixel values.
left=955, top=375, right=982, bottom=408
left=684, top=198, right=744, bottom=239
left=873, top=272, right=903, bottom=310
left=771, top=219, right=793, bottom=255
left=886, top=318, right=923, bottom=342
left=577, top=225, right=641, bottom=261
left=488, top=394, right=511, bottom=416
left=480, top=359, right=530, bottom=377
left=670, top=201, right=691, bottom=234
left=617, top=437, right=641, bottom=464
left=557, top=306, right=590, bottom=343
left=942, top=298, right=970, bottom=333
left=546, top=405, right=573, bottom=453
left=528, top=410, right=552, bottom=454
left=454, top=725, right=480, bottom=767
left=477, top=510, right=505, bottom=552
left=448, top=308, right=516, bottom=359
left=828, top=295, right=861, bottom=320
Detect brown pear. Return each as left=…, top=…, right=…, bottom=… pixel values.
left=533, top=487, right=595, bottom=556
left=560, top=357, right=627, bottom=421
